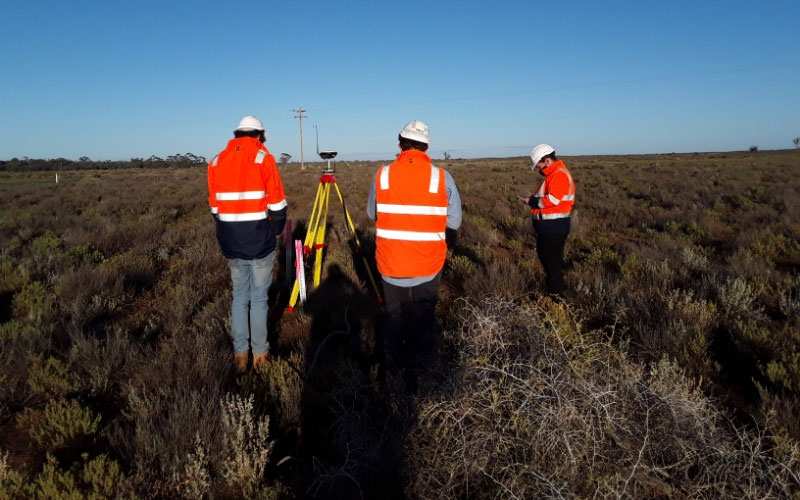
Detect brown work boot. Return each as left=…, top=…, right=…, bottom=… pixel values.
left=252, top=351, right=270, bottom=371
left=234, top=352, right=249, bottom=374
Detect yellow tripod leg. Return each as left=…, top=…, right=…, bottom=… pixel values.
left=304, top=182, right=325, bottom=250
left=313, top=182, right=331, bottom=287
left=288, top=279, right=300, bottom=311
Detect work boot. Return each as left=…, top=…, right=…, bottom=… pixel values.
left=234, top=352, right=249, bottom=374
left=252, top=351, right=270, bottom=371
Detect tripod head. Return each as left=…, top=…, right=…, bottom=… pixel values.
left=319, top=151, right=337, bottom=173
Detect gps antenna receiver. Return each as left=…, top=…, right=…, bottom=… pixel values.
left=315, top=125, right=338, bottom=172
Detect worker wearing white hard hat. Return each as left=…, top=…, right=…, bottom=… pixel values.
left=520, top=144, right=576, bottom=298
left=208, top=115, right=288, bottom=373
left=366, top=120, right=462, bottom=389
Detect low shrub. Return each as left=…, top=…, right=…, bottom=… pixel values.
left=22, top=398, right=100, bottom=453
left=219, top=393, right=273, bottom=494
left=406, top=297, right=800, bottom=499
left=12, top=281, right=54, bottom=323
left=463, top=257, right=528, bottom=300
left=26, top=354, right=76, bottom=398
left=717, top=276, right=762, bottom=320
left=68, top=327, right=132, bottom=399
left=626, top=287, right=718, bottom=375
left=0, top=453, right=132, bottom=500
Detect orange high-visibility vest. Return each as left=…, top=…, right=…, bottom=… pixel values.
left=375, top=150, right=448, bottom=277
left=530, top=160, right=575, bottom=220
left=208, top=137, right=287, bottom=221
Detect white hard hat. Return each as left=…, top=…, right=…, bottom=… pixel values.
left=399, top=120, right=430, bottom=144
left=530, top=144, right=555, bottom=166
left=235, top=115, right=265, bottom=132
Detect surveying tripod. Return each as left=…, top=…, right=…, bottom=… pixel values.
left=286, top=155, right=381, bottom=312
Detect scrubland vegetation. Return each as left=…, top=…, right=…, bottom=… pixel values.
left=1, top=151, right=799, bottom=498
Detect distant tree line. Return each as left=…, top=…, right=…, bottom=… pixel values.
left=0, top=153, right=207, bottom=172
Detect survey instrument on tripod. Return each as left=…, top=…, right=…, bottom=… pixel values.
left=286, top=138, right=382, bottom=312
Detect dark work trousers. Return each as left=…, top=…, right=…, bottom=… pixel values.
left=380, top=273, right=442, bottom=379
left=533, top=218, right=570, bottom=297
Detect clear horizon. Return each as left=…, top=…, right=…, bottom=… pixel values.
left=3, top=146, right=799, bottom=165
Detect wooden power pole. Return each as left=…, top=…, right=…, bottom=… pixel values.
left=292, top=108, right=307, bottom=170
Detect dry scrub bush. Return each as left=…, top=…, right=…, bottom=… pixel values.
left=171, top=393, right=275, bottom=499
left=107, top=324, right=232, bottom=493
left=0, top=321, right=54, bottom=418
left=219, top=393, right=273, bottom=493
left=717, top=277, right=762, bottom=320
left=68, top=326, right=132, bottom=399
left=0, top=453, right=132, bottom=500
left=779, top=275, right=800, bottom=320
left=463, top=257, right=528, bottom=300
left=119, top=385, right=226, bottom=493
left=56, top=263, right=126, bottom=333
left=21, top=398, right=100, bottom=453
left=175, top=435, right=211, bottom=500
left=445, top=254, right=476, bottom=283
left=460, top=214, right=500, bottom=248
left=26, top=354, right=76, bottom=398
left=12, top=280, right=55, bottom=323
left=252, top=352, right=304, bottom=433
left=626, top=288, right=717, bottom=372
left=405, top=297, right=800, bottom=499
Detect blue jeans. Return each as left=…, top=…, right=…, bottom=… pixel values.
left=228, top=252, right=276, bottom=356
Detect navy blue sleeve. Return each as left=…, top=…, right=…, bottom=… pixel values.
left=269, top=206, right=287, bottom=235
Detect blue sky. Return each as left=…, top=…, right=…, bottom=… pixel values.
left=1, top=0, right=798, bottom=161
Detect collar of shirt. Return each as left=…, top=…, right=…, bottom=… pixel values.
left=541, top=159, right=565, bottom=176
left=396, top=149, right=431, bottom=164
left=226, top=136, right=264, bottom=149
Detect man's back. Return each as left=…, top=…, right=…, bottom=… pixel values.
left=373, top=150, right=451, bottom=278
left=208, top=136, right=287, bottom=260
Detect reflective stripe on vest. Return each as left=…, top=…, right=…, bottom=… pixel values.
left=562, top=168, right=575, bottom=197
left=216, top=190, right=266, bottom=201
left=268, top=199, right=288, bottom=211
left=255, top=150, right=267, bottom=164
left=380, top=165, right=390, bottom=189
left=533, top=212, right=571, bottom=221
left=376, top=203, right=447, bottom=216
left=217, top=211, right=267, bottom=222
left=539, top=194, right=560, bottom=208
left=376, top=228, right=446, bottom=241
left=428, top=166, right=440, bottom=193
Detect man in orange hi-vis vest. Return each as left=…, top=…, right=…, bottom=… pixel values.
left=208, top=115, right=288, bottom=374
left=367, top=120, right=462, bottom=388
left=521, top=144, right=575, bottom=299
